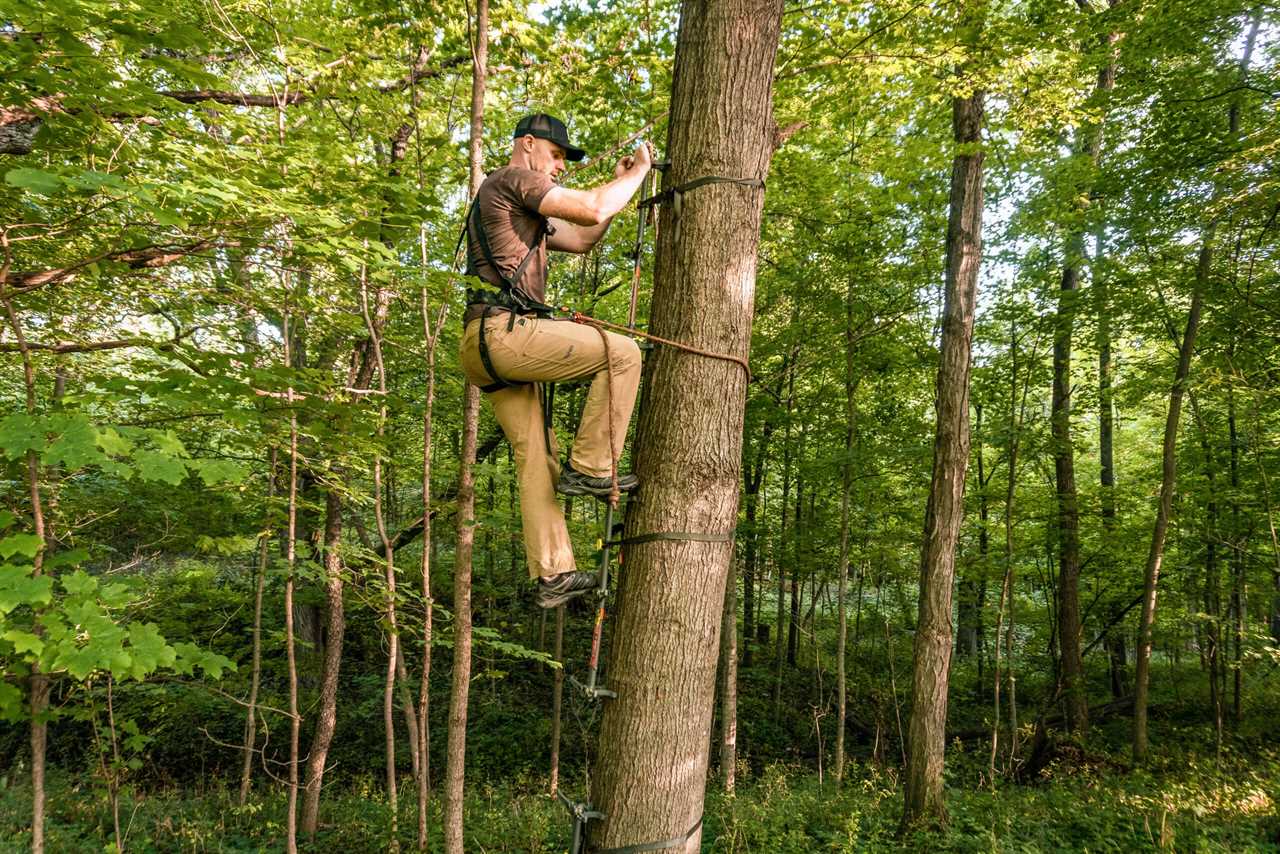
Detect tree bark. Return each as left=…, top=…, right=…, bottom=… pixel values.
left=835, top=283, right=857, bottom=786
left=1132, top=236, right=1208, bottom=763
left=300, top=489, right=345, bottom=836
left=442, top=2, right=486, bottom=848
left=586, top=0, right=782, bottom=847
left=240, top=448, right=277, bottom=805
left=900, top=89, right=984, bottom=831
left=718, top=560, right=738, bottom=793
left=5, top=297, right=49, bottom=854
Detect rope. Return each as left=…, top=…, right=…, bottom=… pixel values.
left=593, top=815, right=704, bottom=854
left=609, top=531, right=734, bottom=547
left=566, top=311, right=751, bottom=380
left=589, top=323, right=621, bottom=508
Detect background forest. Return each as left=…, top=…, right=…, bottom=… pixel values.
left=1, top=0, right=1279, bottom=850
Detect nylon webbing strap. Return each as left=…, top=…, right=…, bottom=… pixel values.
left=593, top=815, right=704, bottom=854
left=608, top=531, right=734, bottom=547
left=638, top=174, right=765, bottom=210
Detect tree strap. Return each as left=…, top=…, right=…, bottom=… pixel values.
left=638, top=175, right=765, bottom=210
left=593, top=816, right=704, bottom=854
left=608, top=531, right=734, bottom=547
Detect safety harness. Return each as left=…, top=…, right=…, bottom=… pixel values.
left=460, top=194, right=557, bottom=393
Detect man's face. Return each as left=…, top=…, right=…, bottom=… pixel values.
left=524, top=136, right=567, bottom=180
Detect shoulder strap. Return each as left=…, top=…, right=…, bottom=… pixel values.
left=467, top=192, right=548, bottom=299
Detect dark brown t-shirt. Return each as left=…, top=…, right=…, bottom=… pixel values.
left=464, top=166, right=555, bottom=324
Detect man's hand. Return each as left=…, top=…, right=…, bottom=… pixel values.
left=614, top=141, right=653, bottom=179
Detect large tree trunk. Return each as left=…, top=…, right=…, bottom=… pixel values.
left=442, top=2, right=487, bottom=848
left=900, top=89, right=984, bottom=831
left=585, top=0, right=781, bottom=847
left=1132, top=237, right=1208, bottom=762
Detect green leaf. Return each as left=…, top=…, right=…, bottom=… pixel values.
left=95, top=427, right=134, bottom=457
left=5, top=167, right=62, bottom=195
left=0, top=533, right=42, bottom=560
left=0, top=413, right=45, bottom=459
left=3, top=629, right=44, bottom=656
left=0, top=568, right=53, bottom=614
left=0, top=682, right=23, bottom=722
left=61, top=570, right=98, bottom=599
left=0, top=511, right=15, bottom=531
left=45, top=417, right=105, bottom=469
left=133, top=449, right=187, bottom=485
left=192, top=458, right=248, bottom=486
left=125, top=622, right=176, bottom=680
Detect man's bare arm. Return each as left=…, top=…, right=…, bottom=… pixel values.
left=539, top=143, right=652, bottom=253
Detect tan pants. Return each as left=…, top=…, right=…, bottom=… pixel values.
left=460, top=312, right=641, bottom=579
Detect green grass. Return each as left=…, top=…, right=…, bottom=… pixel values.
left=1, top=748, right=1276, bottom=852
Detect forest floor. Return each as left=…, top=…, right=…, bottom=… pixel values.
left=1, top=743, right=1276, bottom=853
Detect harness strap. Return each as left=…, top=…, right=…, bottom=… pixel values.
left=593, top=816, right=704, bottom=854
left=608, top=531, right=734, bottom=547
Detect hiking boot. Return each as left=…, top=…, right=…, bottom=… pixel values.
left=536, top=571, right=600, bottom=609
left=556, top=462, right=638, bottom=499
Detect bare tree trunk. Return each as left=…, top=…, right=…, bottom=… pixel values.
left=835, top=284, right=857, bottom=786
left=360, top=268, right=402, bottom=849
left=283, top=317, right=302, bottom=854
left=301, top=490, right=344, bottom=836
left=415, top=282, right=448, bottom=850
left=773, top=354, right=794, bottom=712
left=442, top=4, right=487, bottom=848
left=1133, top=238, right=1208, bottom=762
left=901, top=89, right=984, bottom=831
left=4, top=296, right=49, bottom=854
left=240, top=448, right=277, bottom=805
left=718, top=561, right=738, bottom=793
left=586, top=0, right=781, bottom=846
left=549, top=604, right=565, bottom=796
left=1227, top=389, right=1244, bottom=724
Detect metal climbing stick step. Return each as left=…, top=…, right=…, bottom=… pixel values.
left=570, top=500, right=620, bottom=700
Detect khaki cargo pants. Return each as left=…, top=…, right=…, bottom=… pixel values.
left=460, top=312, right=641, bottom=580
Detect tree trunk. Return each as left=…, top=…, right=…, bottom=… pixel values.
left=5, top=299, right=50, bottom=854
left=586, top=0, right=781, bottom=846
left=301, top=490, right=345, bottom=836
left=442, top=3, right=486, bottom=847
left=1227, top=390, right=1244, bottom=724
left=901, top=89, right=984, bottom=831
left=835, top=285, right=857, bottom=786
left=240, top=448, right=277, bottom=805
left=718, top=560, right=738, bottom=793
left=1132, top=236, right=1208, bottom=763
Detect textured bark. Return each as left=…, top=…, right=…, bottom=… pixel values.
left=442, top=3, right=486, bottom=848
left=300, top=490, right=345, bottom=836
left=240, top=449, right=276, bottom=805
left=835, top=285, right=857, bottom=785
left=586, top=0, right=781, bottom=847
left=1052, top=248, right=1087, bottom=736
left=718, top=563, right=738, bottom=793
left=1133, top=237, right=1208, bottom=762
left=1054, top=14, right=1119, bottom=735
left=901, top=89, right=984, bottom=831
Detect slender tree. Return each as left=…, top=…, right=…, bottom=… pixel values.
left=901, top=85, right=985, bottom=830
left=442, top=0, right=487, bottom=847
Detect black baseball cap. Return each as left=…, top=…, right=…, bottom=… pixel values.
left=513, top=113, right=586, bottom=162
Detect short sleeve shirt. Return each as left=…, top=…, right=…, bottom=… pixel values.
left=465, top=166, right=555, bottom=317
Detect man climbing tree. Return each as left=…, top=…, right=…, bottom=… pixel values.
left=457, top=114, right=652, bottom=608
